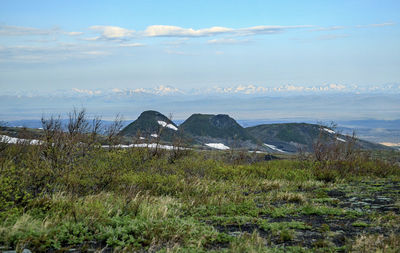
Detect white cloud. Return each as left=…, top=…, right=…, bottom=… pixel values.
left=317, top=34, right=349, bottom=40
left=0, top=25, right=85, bottom=39
left=236, top=25, right=312, bottom=36
left=0, top=43, right=112, bottom=63
left=83, top=24, right=313, bottom=43
left=144, top=25, right=232, bottom=37
left=369, top=22, right=395, bottom=27
left=356, top=22, right=396, bottom=28
left=83, top=36, right=101, bottom=41
left=88, top=25, right=134, bottom=40
left=66, top=31, right=83, bottom=36
left=310, top=26, right=345, bottom=32
left=142, top=25, right=311, bottom=37
left=162, top=38, right=189, bottom=46
left=164, top=49, right=195, bottom=55
left=82, top=51, right=110, bottom=56
left=119, top=42, right=145, bottom=47
left=0, top=25, right=59, bottom=36
left=207, top=38, right=250, bottom=44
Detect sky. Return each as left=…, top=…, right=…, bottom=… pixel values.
left=0, top=0, right=400, bottom=94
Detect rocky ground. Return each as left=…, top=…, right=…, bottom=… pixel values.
left=211, top=179, right=400, bottom=251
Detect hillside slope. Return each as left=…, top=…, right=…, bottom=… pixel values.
left=246, top=123, right=390, bottom=153
left=119, top=110, right=179, bottom=141
left=180, top=114, right=256, bottom=148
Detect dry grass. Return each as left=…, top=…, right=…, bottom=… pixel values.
left=351, top=233, right=400, bottom=253
left=272, top=191, right=306, bottom=204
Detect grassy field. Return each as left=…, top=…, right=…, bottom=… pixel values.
left=0, top=122, right=400, bottom=252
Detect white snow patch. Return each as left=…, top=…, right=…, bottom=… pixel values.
left=139, top=137, right=145, bottom=140
left=133, top=143, right=174, bottom=150
left=0, top=134, right=185, bottom=150
left=102, top=143, right=187, bottom=150
left=151, top=133, right=159, bottom=138
left=157, top=120, right=168, bottom=127
left=205, top=143, right=230, bottom=150
left=249, top=150, right=267, bottom=154
left=336, top=137, right=347, bottom=142
left=323, top=128, right=335, bottom=134
left=263, top=143, right=286, bottom=153
left=0, top=135, right=42, bottom=145
left=157, top=120, right=178, bottom=131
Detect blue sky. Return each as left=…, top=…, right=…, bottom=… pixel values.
left=1, top=0, right=399, bottom=94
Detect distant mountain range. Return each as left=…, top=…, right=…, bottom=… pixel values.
left=4, top=83, right=400, bottom=98
left=119, top=110, right=392, bottom=152
left=2, top=92, right=400, bottom=127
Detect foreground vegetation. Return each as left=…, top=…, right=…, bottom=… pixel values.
left=1, top=112, right=399, bottom=252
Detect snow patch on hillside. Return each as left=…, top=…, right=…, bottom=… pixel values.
left=205, top=143, right=230, bottom=150
left=336, top=137, right=347, bottom=142
left=0, top=135, right=42, bottom=145
left=263, top=143, right=286, bottom=153
left=151, top=133, right=159, bottom=138
left=102, top=143, right=187, bottom=150
left=323, top=128, right=335, bottom=134
left=157, top=120, right=178, bottom=131
left=0, top=134, right=186, bottom=151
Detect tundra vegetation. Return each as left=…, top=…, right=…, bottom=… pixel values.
left=0, top=109, right=399, bottom=252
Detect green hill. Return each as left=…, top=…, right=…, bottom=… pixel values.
left=119, top=110, right=179, bottom=141
left=246, top=123, right=390, bottom=153
left=180, top=114, right=255, bottom=147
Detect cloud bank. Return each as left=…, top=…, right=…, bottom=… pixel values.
left=82, top=24, right=313, bottom=40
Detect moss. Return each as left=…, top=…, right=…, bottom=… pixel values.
left=258, top=221, right=311, bottom=232
left=352, top=221, right=369, bottom=227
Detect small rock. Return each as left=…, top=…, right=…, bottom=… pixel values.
left=376, top=197, right=391, bottom=201
left=355, top=201, right=369, bottom=206
left=348, top=197, right=358, bottom=202
left=229, top=231, right=242, bottom=237
left=327, top=190, right=345, bottom=197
